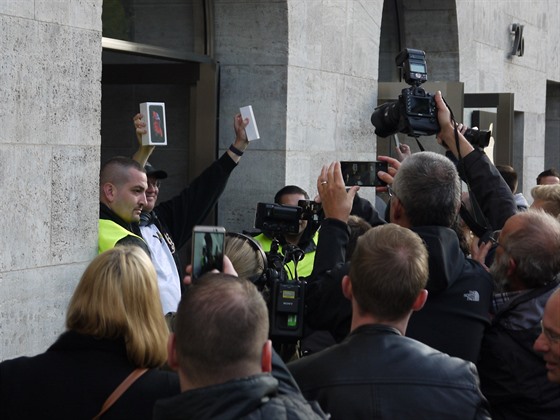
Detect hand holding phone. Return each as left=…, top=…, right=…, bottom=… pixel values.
left=340, top=161, right=388, bottom=187
left=191, top=226, right=226, bottom=281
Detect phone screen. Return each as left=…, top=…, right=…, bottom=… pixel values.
left=340, top=161, right=388, bottom=187
left=191, top=226, right=226, bottom=281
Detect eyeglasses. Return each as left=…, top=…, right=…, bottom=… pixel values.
left=540, top=320, right=560, bottom=344
left=387, top=185, right=396, bottom=198
left=147, top=179, right=161, bottom=189
left=489, top=230, right=502, bottom=246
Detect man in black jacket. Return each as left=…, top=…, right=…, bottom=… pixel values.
left=306, top=91, right=510, bottom=362
left=154, top=273, right=327, bottom=420
left=477, top=210, right=560, bottom=419
left=288, top=194, right=490, bottom=419
left=129, top=113, right=249, bottom=315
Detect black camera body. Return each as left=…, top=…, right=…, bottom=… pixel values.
left=463, top=127, right=492, bottom=149
left=254, top=200, right=322, bottom=236
left=254, top=202, right=302, bottom=234
left=371, top=48, right=439, bottom=138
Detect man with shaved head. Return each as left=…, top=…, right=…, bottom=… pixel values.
left=98, top=156, right=150, bottom=254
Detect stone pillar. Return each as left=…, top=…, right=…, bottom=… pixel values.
left=0, top=1, right=102, bottom=359
left=215, top=0, right=383, bottom=232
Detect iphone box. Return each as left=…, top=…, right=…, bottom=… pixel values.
left=140, top=102, right=167, bottom=146
left=240, top=105, right=260, bottom=141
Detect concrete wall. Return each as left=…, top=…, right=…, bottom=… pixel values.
left=456, top=0, right=560, bottom=198
left=0, top=1, right=102, bottom=359
left=215, top=0, right=382, bottom=232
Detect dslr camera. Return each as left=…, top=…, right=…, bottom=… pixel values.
left=371, top=48, right=438, bottom=138
left=371, top=48, right=491, bottom=148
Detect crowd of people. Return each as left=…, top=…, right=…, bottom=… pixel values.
left=1, top=91, right=560, bottom=419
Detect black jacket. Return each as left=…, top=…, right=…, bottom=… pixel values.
left=477, top=283, right=560, bottom=419
left=288, top=324, right=491, bottom=420
left=405, top=225, right=494, bottom=362
left=454, top=148, right=517, bottom=233
left=153, top=352, right=328, bottom=420
left=305, top=219, right=494, bottom=362
left=0, top=331, right=180, bottom=420
left=146, top=152, right=238, bottom=279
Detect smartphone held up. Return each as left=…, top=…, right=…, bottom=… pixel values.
left=340, top=161, right=388, bottom=187
left=191, top=226, right=226, bottom=281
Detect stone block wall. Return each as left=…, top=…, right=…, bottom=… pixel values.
left=215, top=0, right=382, bottom=232
left=0, top=0, right=102, bottom=359
left=457, top=0, right=560, bottom=197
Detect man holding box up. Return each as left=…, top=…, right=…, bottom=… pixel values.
left=106, top=112, right=250, bottom=315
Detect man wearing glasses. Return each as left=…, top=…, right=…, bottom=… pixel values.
left=476, top=210, right=560, bottom=419
left=534, top=289, right=560, bottom=384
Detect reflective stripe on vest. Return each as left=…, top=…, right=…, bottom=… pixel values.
left=253, top=232, right=318, bottom=279
left=98, top=219, right=144, bottom=254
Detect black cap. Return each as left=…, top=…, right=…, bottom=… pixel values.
left=145, top=162, right=168, bottom=179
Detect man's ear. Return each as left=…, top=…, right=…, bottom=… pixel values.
left=342, top=275, right=353, bottom=301
left=412, top=289, right=428, bottom=312
left=391, top=197, right=403, bottom=223
left=261, top=340, right=272, bottom=373
left=102, top=183, right=116, bottom=202
left=506, top=257, right=517, bottom=277
left=167, top=333, right=180, bottom=371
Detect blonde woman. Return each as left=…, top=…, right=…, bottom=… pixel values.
left=0, top=246, right=179, bottom=419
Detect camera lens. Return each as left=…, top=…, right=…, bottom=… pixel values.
left=464, top=128, right=491, bottom=148
left=371, top=101, right=401, bottom=138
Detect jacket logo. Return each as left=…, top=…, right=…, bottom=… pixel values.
left=464, top=290, right=480, bottom=302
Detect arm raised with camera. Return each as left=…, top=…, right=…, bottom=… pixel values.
left=435, top=91, right=516, bottom=231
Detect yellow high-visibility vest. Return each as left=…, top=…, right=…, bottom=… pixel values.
left=98, top=219, right=145, bottom=254
left=253, top=231, right=319, bottom=279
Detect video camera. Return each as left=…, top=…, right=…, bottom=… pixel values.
left=371, top=48, right=491, bottom=148
left=253, top=200, right=322, bottom=343
left=254, top=200, right=322, bottom=236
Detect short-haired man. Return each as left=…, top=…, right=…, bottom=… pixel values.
left=382, top=150, right=494, bottom=362
left=98, top=156, right=150, bottom=254
left=530, top=184, right=560, bottom=217
left=534, top=288, right=560, bottom=384
left=477, top=210, right=560, bottom=418
left=288, top=223, right=490, bottom=419
left=154, top=274, right=327, bottom=419
left=254, top=185, right=319, bottom=279
left=537, top=168, right=560, bottom=185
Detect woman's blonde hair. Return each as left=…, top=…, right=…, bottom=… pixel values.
left=66, top=246, right=168, bottom=367
left=224, top=233, right=267, bottom=281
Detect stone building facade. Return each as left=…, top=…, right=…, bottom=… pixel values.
left=1, top=0, right=559, bottom=359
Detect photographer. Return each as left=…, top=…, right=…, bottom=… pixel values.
left=432, top=91, right=517, bottom=235
left=253, top=185, right=320, bottom=281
